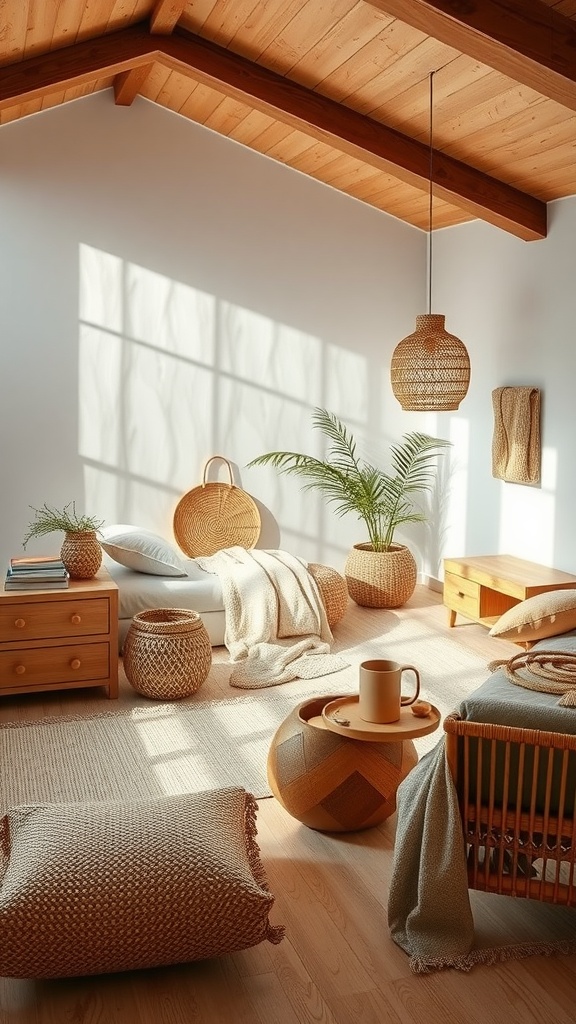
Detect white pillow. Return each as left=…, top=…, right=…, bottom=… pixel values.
left=100, top=525, right=187, bottom=577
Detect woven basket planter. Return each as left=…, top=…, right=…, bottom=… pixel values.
left=344, top=543, right=417, bottom=609
left=124, top=609, right=212, bottom=700
left=307, top=563, right=348, bottom=628
left=60, top=530, right=102, bottom=580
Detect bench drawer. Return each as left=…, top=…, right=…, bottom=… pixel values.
left=444, top=572, right=480, bottom=620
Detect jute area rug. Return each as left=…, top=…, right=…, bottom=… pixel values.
left=0, top=612, right=492, bottom=807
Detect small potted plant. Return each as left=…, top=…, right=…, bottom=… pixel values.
left=23, top=502, right=105, bottom=580
left=248, top=408, right=450, bottom=608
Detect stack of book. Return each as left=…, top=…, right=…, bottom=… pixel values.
left=4, top=555, right=70, bottom=591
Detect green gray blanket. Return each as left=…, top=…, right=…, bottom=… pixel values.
left=387, top=735, right=576, bottom=972
left=387, top=741, right=475, bottom=971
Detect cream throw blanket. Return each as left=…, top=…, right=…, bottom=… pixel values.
left=195, top=547, right=349, bottom=689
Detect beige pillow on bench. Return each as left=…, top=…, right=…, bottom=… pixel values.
left=0, top=788, right=283, bottom=978
left=489, top=588, right=576, bottom=643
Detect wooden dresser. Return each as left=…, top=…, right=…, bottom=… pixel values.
left=443, top=553, right=576, bottom=631
left=0, top=567, right=118, bottom=699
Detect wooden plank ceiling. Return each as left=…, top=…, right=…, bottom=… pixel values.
left=1, top=0, right=575, bottom=240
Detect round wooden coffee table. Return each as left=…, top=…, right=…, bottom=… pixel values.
left=267, top=694, right=440, bottom=833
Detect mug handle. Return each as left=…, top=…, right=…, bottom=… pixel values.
left=400, top=666, right=420, bottom=705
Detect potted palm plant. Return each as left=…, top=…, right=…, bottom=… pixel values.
left=248, top=408, right=450, bottom=608
left=23, top=502, right=105, bottom=580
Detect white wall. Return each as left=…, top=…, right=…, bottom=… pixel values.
left=3, top=90, right=574, bottom=583
left=0, top=91, right=425, bottom=575
left=432, top=200, right=576, bottom=577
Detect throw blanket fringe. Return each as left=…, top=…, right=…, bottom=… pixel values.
left=491, top=386, right=541, bottom=484
left=410, top=937, right=576, bottom=974
left=196, top=547, right=349, bottom=689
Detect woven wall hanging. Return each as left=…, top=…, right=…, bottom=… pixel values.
left=491, top=386, right=541, bottom=484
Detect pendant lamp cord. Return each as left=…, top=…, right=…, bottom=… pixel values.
left=428, top=70, right=434, bottom=315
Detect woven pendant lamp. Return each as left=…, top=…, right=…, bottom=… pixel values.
left=391, top=73, right=470, bottom=412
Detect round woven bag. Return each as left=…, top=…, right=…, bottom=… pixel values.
left=123, top=609, right=212, bottom=700
left=173, top=456, right=261, bottom=557
left=344, top=543, right=417, bottom=608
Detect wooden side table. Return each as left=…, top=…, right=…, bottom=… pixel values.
left=0, top=567, right=119, bottom=699
left=443, top=554, right=576, bottom=631
left=267, top=694, right=439, bottom=832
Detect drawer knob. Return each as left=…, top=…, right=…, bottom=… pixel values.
left=457, top=591, right=464, bottom=599
left=70, top=658, right=81, bottom=670
left=71, top=614, right=82, bottom=625
left=14, top=618, right=26, bottom=629
left=15, top=664, right=26, bottom=675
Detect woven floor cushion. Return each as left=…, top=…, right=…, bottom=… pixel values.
left=0, top=787, right=283, bottom=978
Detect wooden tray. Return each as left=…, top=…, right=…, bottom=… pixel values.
left=321, top=695, right=441, bottom=742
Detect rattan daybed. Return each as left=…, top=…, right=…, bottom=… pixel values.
left=445, top=630, right=576, bottom=906
left=444, top=713, right=576, bottom=906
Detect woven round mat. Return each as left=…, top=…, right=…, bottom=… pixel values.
left=174, top=455, right=261, bottom=557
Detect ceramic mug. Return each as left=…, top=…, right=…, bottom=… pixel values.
left=358, top=658, right=421, bottom=724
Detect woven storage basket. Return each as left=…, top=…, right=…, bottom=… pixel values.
left=344, top=543, right=417, bottom=609
left=60, top=530, right=102, bottom=580
left=307, top=563, right=348, bottom=628
left=173, top=456, right=261, bottom=557
left=123, top=608, right=212, bottom=700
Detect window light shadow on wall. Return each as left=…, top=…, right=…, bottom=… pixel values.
left=77, top=243, right=369, bottom=564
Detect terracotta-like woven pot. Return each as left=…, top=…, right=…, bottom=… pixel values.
left=60, top=530, right=102, bottom=580
left=344, top=543, right=417, bottom=608
left=124, top=608, right=212, bottom=701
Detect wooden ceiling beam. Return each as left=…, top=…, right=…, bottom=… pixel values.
left=114, top=64, right=154, bottom=106
left=150, top=0, right=188, bottom=35
left=164, top=28, right=545, bottom=240
left=0, top=22, right=547, bottom=240
left=0, top=24, right=156, bottom=108
left=364, top=0, right=576, bottom=112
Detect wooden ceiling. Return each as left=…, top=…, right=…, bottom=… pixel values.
left=1, top=1, right=576, bottom=241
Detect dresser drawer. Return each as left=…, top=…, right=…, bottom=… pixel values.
left=0, top=642, right=111, bottom=689
left=0, top=598, right=109, bottom=643
left=443, top=572, right=481, bottom=620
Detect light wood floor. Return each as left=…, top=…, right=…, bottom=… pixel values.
left=2, top=587, right=576, bottom=1024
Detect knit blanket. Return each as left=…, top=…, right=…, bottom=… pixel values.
left=491, top=386, right=541, bottom=484
left=195, top=547, right=349, bottom=689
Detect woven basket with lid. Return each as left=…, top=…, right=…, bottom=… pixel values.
left=173, top=456, right=261, bottom=557
left=123, top=608, right=212, bottom=700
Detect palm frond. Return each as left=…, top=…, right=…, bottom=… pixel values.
left=247, top=410, right=451, bottom=549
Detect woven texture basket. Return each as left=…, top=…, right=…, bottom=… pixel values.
left=390, top=314, right=470, bottom=412
left=173, top=456, right=261, bottom=557
left=344, top=543, right=417, bottom=609
left=307, top=563, right=348, bottom=628
left=123, top=608, right=212, bottom=700
left=60, top=531, right=102, bottom=580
